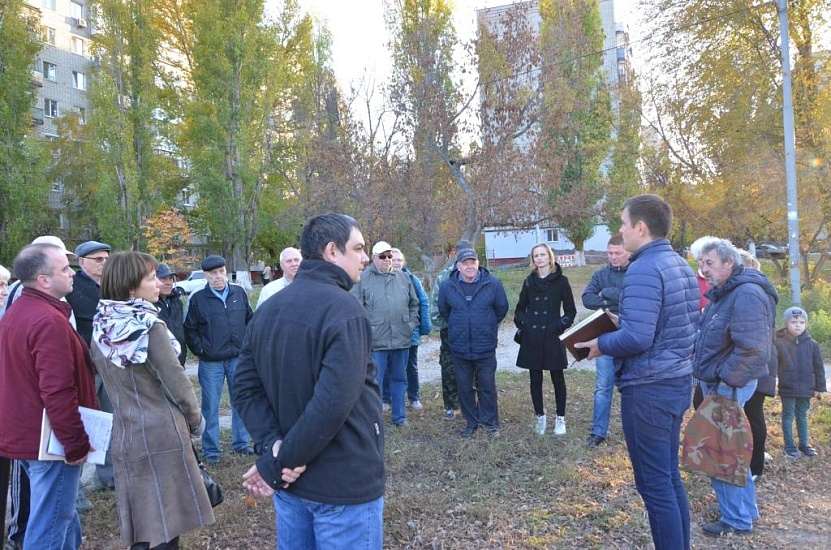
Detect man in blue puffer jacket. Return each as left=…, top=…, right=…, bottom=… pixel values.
left=438, top=244, right=508, bottom=437
left=576, top=194, right=699, bottom=550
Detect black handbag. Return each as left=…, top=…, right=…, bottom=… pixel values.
left=193, top=445, right=224, bottom=507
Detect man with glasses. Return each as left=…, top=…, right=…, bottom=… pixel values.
left=352, top=241, right=419, bottom=427
left=0, top=243, right=99, bottom=550
left=66, top=240, right=113, bottom=491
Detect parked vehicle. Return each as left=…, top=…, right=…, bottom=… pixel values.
left=174, top=270, right=206, bottom=294
left=756, top=243, right=787, bottom=259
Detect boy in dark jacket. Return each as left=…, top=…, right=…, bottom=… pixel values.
left=775, top=307, right=827, bottom=457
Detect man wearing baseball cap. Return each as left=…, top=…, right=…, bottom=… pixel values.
left=184, top=255, right=254, bottom=463
left=351, top=241, right=419, bottom=427
left=155, top=263, right=187, bottom=366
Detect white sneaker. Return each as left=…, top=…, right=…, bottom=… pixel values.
left=554, top=416, right=566, bottom=436
left=764, top=451, right=772, bottom=463
left=382, top=403, right=390, bottom=413
left=534, top=415, right=547, bottom=435
left=410, top=400, right=424, bottom=410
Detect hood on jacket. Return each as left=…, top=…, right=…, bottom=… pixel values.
left=707, top=266, right=779, bottom=307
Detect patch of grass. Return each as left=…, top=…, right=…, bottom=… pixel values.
left=80, top=369, right=831, bottom=548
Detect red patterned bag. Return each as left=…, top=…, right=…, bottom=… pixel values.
left=681, top=383, right=753, bottom=487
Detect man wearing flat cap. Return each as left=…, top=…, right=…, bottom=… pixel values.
left=185, top=255, right=254, bottom=464
left=352, top=241, right=419, bottom=427
left=66, top=239, right=115, bottom=490
left=155, top=263, right=187, bottom=366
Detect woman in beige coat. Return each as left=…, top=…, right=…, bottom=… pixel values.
left=91, top=252, right=214, bottom=550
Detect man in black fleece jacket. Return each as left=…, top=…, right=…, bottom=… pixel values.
left=233, top=214, right=385, bottom=549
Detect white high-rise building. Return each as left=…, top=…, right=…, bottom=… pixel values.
left=26, top=0, right=94, bottom=139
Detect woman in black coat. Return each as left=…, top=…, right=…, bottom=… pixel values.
left=514, top=243, right=577, bottom=436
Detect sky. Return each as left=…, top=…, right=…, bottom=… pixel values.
left=292, top=0, right=644, bottom=95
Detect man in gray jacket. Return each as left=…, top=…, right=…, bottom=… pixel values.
left=352, top=241, right=419, bottom=427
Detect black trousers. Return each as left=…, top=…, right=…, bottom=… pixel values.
left=744, top=391, right=768, bottom=477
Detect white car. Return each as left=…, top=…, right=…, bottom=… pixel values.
left=174, top=270, right=206, bottom=294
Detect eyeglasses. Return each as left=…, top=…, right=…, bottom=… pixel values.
left=376, top=253, right=392, bottom=260
left=83, top=256, right=108, bottom=263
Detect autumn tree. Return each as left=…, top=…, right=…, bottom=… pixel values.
left=142, top=207, right=194, bottom=269
left=182, top=0, right=316, bottom=284
left=0, top=0, right=53, bottom=263
left=535, top=0, right=611, bottom=266
left=639, top=0, right=830, bottom=266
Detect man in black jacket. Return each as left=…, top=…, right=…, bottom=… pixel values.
left=233, top=214, right=384, bottom=548
left=66, top=239, right=114, bottom=491
left=184, top=255, right=254, bottom=464
left=582, top=234, right=629, bottom=448
left=155, top=263, right=187, bottom=366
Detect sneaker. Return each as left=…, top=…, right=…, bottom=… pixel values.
left=460, top=425, right=477, bottom=438
left=554, top=416, right=566, bottom=436
left=534, top=415, right=547, bottom=435
left=784, top=447, right=800, bottom=458
left=764, top=451, right=772, bottom=463
left=393, top=419, right=410, bottom=428
left=585, top=435, right=606, bottom=448
left=410, top=400, right=424, bottom=410
left=485, top=428, right=500, bottom=438
left=76, top=489, right=92, bottom=512
left=751, top=474, right=761, bottom=483
left=798, top=444, right=819, bottom=457
left=382, top=402, right=390, bottom=413
left=443, top=409, right=455, bottom=420
left=702, top=520, right=750, bottom=537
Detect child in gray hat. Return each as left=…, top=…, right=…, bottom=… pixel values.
left=774, top=307, right=827, bottom=457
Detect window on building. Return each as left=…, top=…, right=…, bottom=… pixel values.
left=72, top=71, right=86, bottom=90
left=44, top=99, right=58, bottom=118
left=43, top=61, right=57, bottom=81
left=78, top=107, right=87, bottom=124
left=43, top=26, right=56, bottom=45
left=545, top=228, right=559, bottom=242
left=42, top=0, right=56, bottom=10
left=70, top=1, right=84, bottom=19
left=70, top=37, right=85, bottom=56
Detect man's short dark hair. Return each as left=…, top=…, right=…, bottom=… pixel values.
left=608, top=233, right=624, bottom=247
left=622, top=194, right=672, bottom=239
left=13, top=244, right=59, bottom=286
left=300, top=214, right=361, bottom=260
left=101, top=251, right=159, bottom=301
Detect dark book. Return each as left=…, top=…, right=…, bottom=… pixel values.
left=559, top=309, right=618, bottom=361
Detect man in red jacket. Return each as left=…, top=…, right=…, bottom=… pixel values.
left=0, top=243, right=98, bottom=550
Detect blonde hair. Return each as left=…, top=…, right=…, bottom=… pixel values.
left=529, top=243, right=556, bottom=273
left=738, top=249, right=760, bottom=270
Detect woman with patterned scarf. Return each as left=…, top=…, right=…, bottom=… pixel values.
left=91, top=252, right=214, bottom=550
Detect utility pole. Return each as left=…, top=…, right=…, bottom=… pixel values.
left=777, top=0, right=801, bottom=306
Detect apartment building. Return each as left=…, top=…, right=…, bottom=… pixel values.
left=27, top=0, right=93, bottom=139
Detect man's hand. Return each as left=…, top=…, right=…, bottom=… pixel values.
left=574, top=338, right=602, bottom=360
left=242, top=465, right=276, bottom=497
left=272, top=440, right=307, bottom=487
left=65, top=445, right=95, bottom=466
left=605, top=309, right=620, bottom=327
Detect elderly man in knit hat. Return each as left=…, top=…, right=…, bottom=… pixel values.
left=184, top=255, right=254, bottom=464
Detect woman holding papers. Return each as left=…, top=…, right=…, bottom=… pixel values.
left=91, top=252, right=214, bottom=550
left=514, top=244, right=577, bottom=436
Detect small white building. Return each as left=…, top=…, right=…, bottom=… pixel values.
left=483, top=225, right=612, bottom=267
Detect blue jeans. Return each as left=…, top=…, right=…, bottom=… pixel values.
left=453, top=355, right=499, bottom=431
left=198, top=358, right=251, bottom=459
left=780, top=396, right=811, bottom=450
left=590, top=355, right=615, bottom=438
left=372, top=349, right=408, bottom=425
left=274, top=490, right=383, bottom=549
left=381, top=345, right=421, bottom=404
left=701, top=380, right=758, bottom=531
left=22, top=460, right=82, bottom=550
left=621, top=376, right=691, bottom=550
